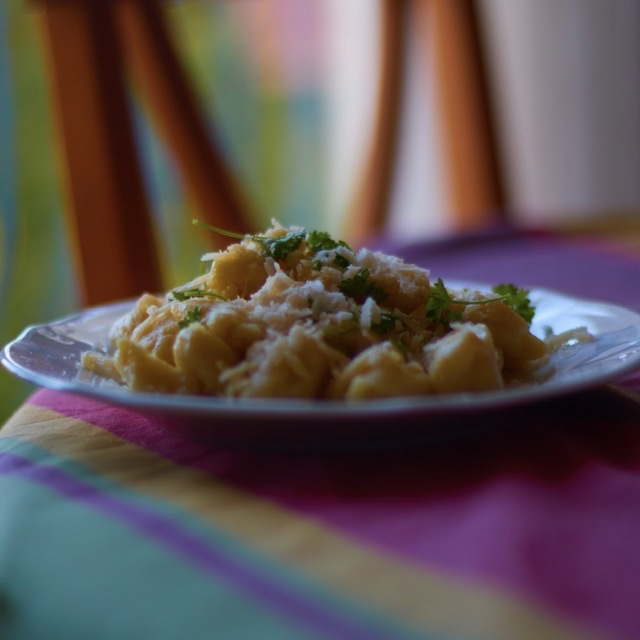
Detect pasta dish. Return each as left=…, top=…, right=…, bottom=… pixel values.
left=82, top=223, right=552, bottom=400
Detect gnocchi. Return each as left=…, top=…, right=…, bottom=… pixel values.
left=82, top=223, right=549, bottom=400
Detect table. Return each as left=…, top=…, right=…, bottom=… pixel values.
left=1, top=226, right=640, bottom=640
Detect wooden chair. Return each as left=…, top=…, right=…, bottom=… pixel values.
left=34, top=0, right=502, bottom=307
left=420, top=0, right=504, bottom=229
left=349, top=0, right=503, bottom=244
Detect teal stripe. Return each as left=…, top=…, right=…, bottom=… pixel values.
left=0, top=476, right=319, bottom=640
left=0, top=438, right=444, bottom=640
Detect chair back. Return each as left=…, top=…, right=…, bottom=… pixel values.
left=34, top=0, right=502, bottom=306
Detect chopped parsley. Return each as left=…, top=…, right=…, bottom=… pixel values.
left=312, top=254, right=351, bottom=270
left=306, top=231, right=334, bottom=252
left=192, top=219, right=353, bottom=267
left=306, top=231, right=352, bottom=268
left=261, top=230, right=305, bottom=260
left=490, top=283, right=535, bottom=324
left=191, top=219, right=535, bottom=326
left=426, top=278, right=535, bottom=325
left=371, top=312, right=399, bottom=334
left=306, top=230, right=351, bottom=253
left=339, top=268, right=388, bottom=304
left=426, top=279, right=462, bottom=324
left=171, top=288, right=228, bottom=302
left=178, top=306, right=202, bottom=328
left=332, top=255, right=351, bottom=269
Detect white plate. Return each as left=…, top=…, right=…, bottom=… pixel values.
left=3, top=283, right=640, bottom=448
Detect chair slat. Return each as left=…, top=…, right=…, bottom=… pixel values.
left=345, top=0, right=407, bottom=246
left=416, top=0, right=504, bottom=228
left=38, top=1, right=163, bottom=305
left=34, top=0, right=504, bottom=305
left=116, top=0, right=254, bottom=238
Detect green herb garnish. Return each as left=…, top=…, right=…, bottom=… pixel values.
left=490, top=283, right=535, bottom=324
left=262, top=230, right=306, bottom=261
left=192, top=219, right=304, bottom=261
left=426, top=278, right=535, bottom=325
left=332, top=255, right=351, bottom=269
left=312, top=254, right=351, bottom=270
left=426, top=279, right=462, bottom=324
left=192, top=219, right=256, bottom=242
left=178, top=306, right=202, bottom=328
left=307, top=231, right=352, bottom=269
left=339, top=268, right=388, bottom=304
left=192, top=219, right=353, bottom=266
left=306, top=230, right=343, bottom=253
left=371, top=313, right=398, bottom=334
left=306, top=231, right=332, bottom=252
left=171, top=288, right=228, bottom=302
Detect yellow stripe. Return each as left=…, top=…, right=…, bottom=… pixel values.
left=2, top=404, right=602, bottom=640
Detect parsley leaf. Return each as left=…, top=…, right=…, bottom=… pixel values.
left=262, top=230, right=306, bottom=261
left=306, top=230, right=337, bottom=252
left=339, top=269, right=388, bottom=304
left=306, top=230, right=352, bottom=254
left=193, top=219, right=305, bottom=261
left=178, top=306, right=202, bottom=328
left=193, top=219, right=354, bottom=267
left=371, top=313, right=399, bottom=334
left=307, top=231, right=353, bottom=269
left=491, top=284, right=535, bottom=324
left=426, top=278, right=535, bottom=325
left=332, top=255, right=351, bottom=269
left=425, top=278, right=462, bottom=324
left=312, top=253, right=350, bottom=270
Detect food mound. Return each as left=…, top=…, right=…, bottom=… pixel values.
left=82, top=223, right=548, bottom=400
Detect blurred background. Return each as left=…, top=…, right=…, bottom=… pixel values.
left=1, top=0, right=639, bottom=423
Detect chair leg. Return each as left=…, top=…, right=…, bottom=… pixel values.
left=116, top=0, right=254, bottom=240
left=38, top=0, right=163, bottom=305
left=346, top=0, right=408, bottom=246
left=415, top=0, right=504, bottom=229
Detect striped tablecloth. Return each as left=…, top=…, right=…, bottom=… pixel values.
left=1, top=227, right=640, bottom=640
